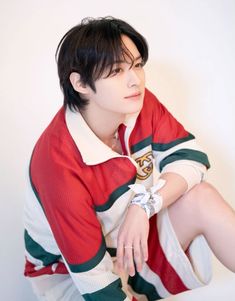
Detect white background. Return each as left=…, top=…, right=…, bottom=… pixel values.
left=0, top=0, right=235, bottom=300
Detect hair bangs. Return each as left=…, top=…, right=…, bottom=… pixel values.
left=56, top=17, right=149, bottom=110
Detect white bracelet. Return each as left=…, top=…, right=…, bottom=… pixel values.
left=128, top=179, right=166, bottom=218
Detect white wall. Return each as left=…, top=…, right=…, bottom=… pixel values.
left=0, top=0, right=234, bottom=300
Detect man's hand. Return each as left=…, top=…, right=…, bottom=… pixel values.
left=117, top=204, right=149, bottom=277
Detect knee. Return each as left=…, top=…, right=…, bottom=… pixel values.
left=184, top=181, right=221, bottom=212
left=168, top=182, right=216, bottom=242
left=188, top=181, right=216, bottom=199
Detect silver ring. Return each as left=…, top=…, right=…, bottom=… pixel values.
left=124, top=246, right=134, bottom=249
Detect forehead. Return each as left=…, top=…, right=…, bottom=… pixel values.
left=121, top=35, right=141, bottom=61
left=92, top=33, right=143, bottom=80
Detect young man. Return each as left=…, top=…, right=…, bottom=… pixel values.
left=24, top=17, right=235, bottom=301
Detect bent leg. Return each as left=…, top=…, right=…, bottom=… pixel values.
left=168, top=182, right=235, bottom=272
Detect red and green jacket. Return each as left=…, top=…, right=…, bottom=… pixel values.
left=24, top=88, right=210, bottom=300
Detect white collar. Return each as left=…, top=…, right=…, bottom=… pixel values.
left=65, top=108, right=139, bottom=165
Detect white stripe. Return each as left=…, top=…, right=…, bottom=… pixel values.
left=139, top=262, right=171, bottom=298
left=64, top=252, right=120, bottom=294
left=96, top=191, right=132, bottom=247
left=29, top=274, right=84, bottom=301
left=161, top=160, right=207, bottom=191
left=157, top=209, right=212, bottom=289
left=153, top=139, right=204, bottom=172
left=124, top=125, right=132, bottom=156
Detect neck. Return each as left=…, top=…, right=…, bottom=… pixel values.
left=79, top=107, right=125, bottom=146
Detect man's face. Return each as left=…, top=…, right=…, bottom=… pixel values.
left=86, top=35, right=146, bottom=117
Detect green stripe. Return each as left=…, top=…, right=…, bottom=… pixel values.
left=152, top=133, right=195, bottom=152
left=68, top=235, right=106, bottom=273
left=95, top=176, right=136, bottom=212
left=128, top=272, right=162, bottom=300
left=83, top=279, right=126, bottom=301
left=160, top=149, right=210, bottom=171
left=24, top=230, right=61, bottom=266
left=130, top=135, right=152, bottom=153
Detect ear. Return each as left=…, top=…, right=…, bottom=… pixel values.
left=69, top=72, right=89, bottom=94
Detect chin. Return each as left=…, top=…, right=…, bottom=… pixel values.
left=126, top=101, right=144, bottom=113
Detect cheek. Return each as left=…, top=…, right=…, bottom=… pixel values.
left=93, top=86, right=119, bottom=108
left=140, top=70, right=146, bottom=84
left=95, top=80, right=116, bottom=94
left=96, top=82, right=122, bottom=100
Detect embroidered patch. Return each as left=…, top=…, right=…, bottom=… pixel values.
left=135, top=151, right=154, bottom=180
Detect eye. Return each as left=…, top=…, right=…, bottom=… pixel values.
left=135, top=61, right=144, bottom=68
left=110, top=67, right=123, bottom=76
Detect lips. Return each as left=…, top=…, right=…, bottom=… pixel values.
left=124, top=92, right=141, bottom=99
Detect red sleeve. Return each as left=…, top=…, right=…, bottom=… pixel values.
left=147, top=90, right=190, bottom=144
left=142, top=89, right=209, bottom=170
left=30, top=132, right=105, bottom=271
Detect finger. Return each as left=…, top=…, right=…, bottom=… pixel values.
left=133, top=240, right=143, bottom=273
left=140, top=236, right=148, bottom=262
left=124, top=245, right=135, bottom=277
left=117, top=239, right=124, bottom=272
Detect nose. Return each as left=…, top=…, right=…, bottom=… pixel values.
left=127, top=69, right=141, bottom=87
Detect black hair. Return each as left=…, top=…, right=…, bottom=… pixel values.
left=55, top=16, right=148, bottom=111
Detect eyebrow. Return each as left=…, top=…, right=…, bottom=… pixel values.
left=133, top=55, right=142, bottom=61
left=113, top=55, right=143, bottom=64
left=102, top=55, right=143, bottom=77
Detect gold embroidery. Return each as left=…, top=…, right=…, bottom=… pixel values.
left=135, top=151, right=153, bottom=180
